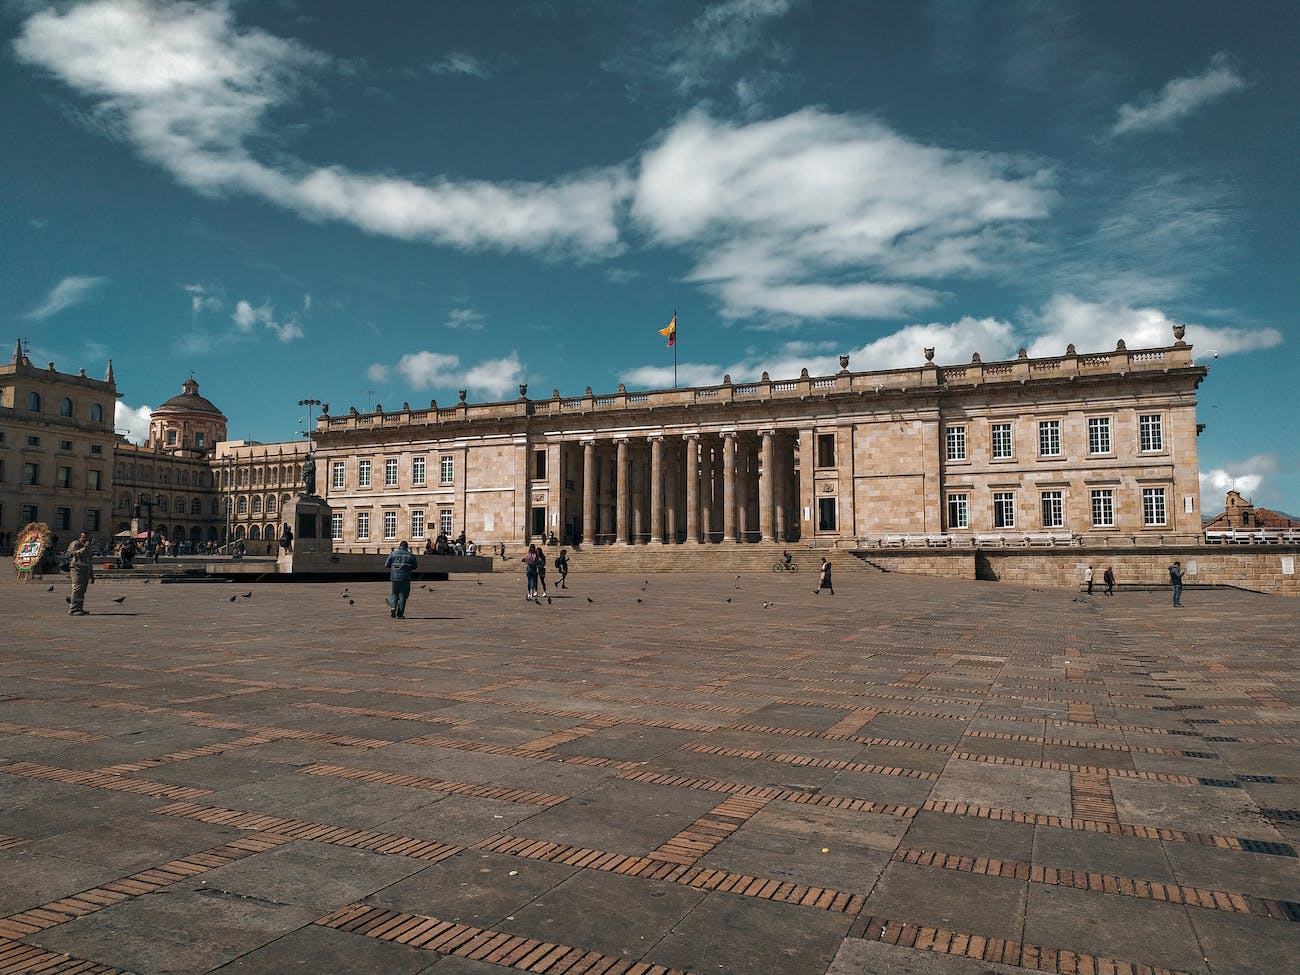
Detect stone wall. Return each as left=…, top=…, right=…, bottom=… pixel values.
left=858, top=546, right=1300, bottom=596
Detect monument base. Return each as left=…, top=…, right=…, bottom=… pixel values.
left=278, top=494, right=333, bottom=571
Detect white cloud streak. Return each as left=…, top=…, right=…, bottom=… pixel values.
left=1199, top=455, right=1278, bottom=503
left=13, top=1, right=629, bottom=256
left=23, top=275, right=107, bottom=320
left=368, top=350, right=525, bottom=401
left=231, top=299, right=304, bottom=342
left=634, top=109, right=1055, bottom=320
left=1112, top=53, right=1248, bottom=136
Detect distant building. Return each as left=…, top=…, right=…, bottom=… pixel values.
left=1204, top=491, right=1299, bottom=532
left=2, top=327, right=1215, bottom=555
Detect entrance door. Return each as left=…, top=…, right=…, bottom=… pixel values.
left=531, top=507, right=546, bottom=538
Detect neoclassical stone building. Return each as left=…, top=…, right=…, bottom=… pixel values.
left=312, top=329, right=1207, bottom=553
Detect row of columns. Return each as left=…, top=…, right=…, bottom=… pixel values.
left=578, top=432, right=800, bottom=544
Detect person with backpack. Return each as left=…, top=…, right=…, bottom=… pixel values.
left=555, top=549, right=569, bottom=589
left=1168, top=560, right=1184, bottom=607
left=535, top=544, right=549, bottom=597
left=523, top=544, right=540, bottom=601
left=385, top=540, right=418, bottom=619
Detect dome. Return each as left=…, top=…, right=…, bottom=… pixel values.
left=155, top=377, right=225, bottom=417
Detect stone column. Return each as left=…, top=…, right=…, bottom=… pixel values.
left=582, top=441, right=596, bottom=546
left=665, top=442, right=679, bottom=544
left=759, top=430, right=776, bottom=542
left=616, top=438, right=631, bottom=544
left=774, top=434, right=788, bottom=542
left=649, top=437, right=664, bottom=543
left=684, top=434, right=700, bottom=543
left=722, top=433, right=737, bottom=543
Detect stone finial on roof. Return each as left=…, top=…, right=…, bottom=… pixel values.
left=105, top=358, right=115, bottom=384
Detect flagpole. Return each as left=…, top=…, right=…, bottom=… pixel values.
left=673, top=307, right=678, bottom=389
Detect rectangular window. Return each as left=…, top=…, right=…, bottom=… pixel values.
left=23, top=463, right=39, bottom=485
left=439, top=509, right=453, bottom=535
left=86, top=509, right=100, bottom=531
left=60, top=440, right=73, bottom=451
left=411, top=510, right=425, bottom=538
left=384, top=458, right=398, bottom=486
left=1091, top=489, right=1115, bottom=527
left=440, top=456, right=454, bottom=484
left=22, top=504, right=39, bottom=523
left=534, top=449, right=547, bottom=480
left=90, top=444, right=102, bottom=454
left=945, top=425, right=967, bottom=462
left=946, top=493, right=969, bottom=529
left=412, top=457, right=426, bottom=485
left=1038, top=420, right=1062, bottom=457
left=358, top=460, right=372, bottom=487
left=816, top=434, right=836, bottom=468
left=88, top=470, right=102, bottom=491
left=1040, top=491, right=1064, bottom=529
left=993, top=491, right=1016, bottom=529
left=54, top=507, right=71, bottom=531
left=166, top=430, right=177, bottom=445
left=57, top=466, right=72, bottom=488
left=356, top=511, right=370, bottom=540
left=26, top=435, right=40, bottom=447
left=330, top=512, right=343, bottom=540
left=1139, top=414, right=1163, bottom=452
left=331, top=462, right=345, bottom=490
left=1088, top=417, right=1112, bottom=455
left=817, top=497, right=837, bottom=531
left=1143, top=487, right=1167, bottom=526
left=195, top=432, right=205, bottom=449
left=990, top=422, right=1013, bottom=459
left=383, top=510, right=397, bottom=539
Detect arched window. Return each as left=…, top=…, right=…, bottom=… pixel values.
left=251, top=495, right=263, bottom=514
left=191, top=498, right=202, bottom=515
left=267, top=494, right=278, bottom=513
left=90, top=403, right=103, bottom=422
left=249, top=525, right=261, bottom=540
left=235, top=525, right=245, bottom=540
left=27, top=391, right=41, bottom=411
left=157, top=498, right=168, bottom=514
left=254, top=467, right=263, bottom=485
left=59, top=398, right=73, bottom=417
left=281, top=494, right=291, bottom=510
left=174, top=497, right=184, bottom=515
left=237, top=496, right=248, bottom=514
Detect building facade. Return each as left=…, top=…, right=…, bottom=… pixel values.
left=312, top=331, right=1207, bottom=553
left=0, top=341, right=119, bottom=545
left=1, top=328, right=1210, bottom=556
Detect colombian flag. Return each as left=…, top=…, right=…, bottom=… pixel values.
left=658, top=314, right=677, bottom=348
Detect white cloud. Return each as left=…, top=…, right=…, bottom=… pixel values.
left=663, top=0, right=793, bottom=94
left=23, top=275, right=107, bottom=320
left=369, top=350, right=525, bottom=401
left=633, top=109, right=1054, bottom=320
left=426, top=52, right=494, bottom=78
left=231, top=299, right=304, bottom=342
left=184, top=283, right=223, bottom=315
left=1023, top=294, right=1283, bottom=358
left=445, top=308, right=486, bottom=331
left=115, top=401, right=153, bottom=445
left=1200, top=455, right=1278, bottom=503
left=1112, top=53, right=1248, bottom=136
left=13, top=1, right=630, bottom=256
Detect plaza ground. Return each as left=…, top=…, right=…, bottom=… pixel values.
left=1, top=567, right=1298, bottom=975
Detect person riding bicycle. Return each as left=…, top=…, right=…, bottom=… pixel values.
left=781, top=550, right=792, bottom=566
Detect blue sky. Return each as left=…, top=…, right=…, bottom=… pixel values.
left=3, top=0, right=1296, bottom=512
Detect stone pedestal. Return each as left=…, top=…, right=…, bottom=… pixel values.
left=278, top=494, right=333, bottom=570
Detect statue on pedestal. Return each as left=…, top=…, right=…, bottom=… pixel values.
left=302, top=455, right=316, bottom=496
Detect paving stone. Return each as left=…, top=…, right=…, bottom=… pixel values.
left=863, top=861, right=1028, bottom=942
left=1186, top=906, right=1300, bottom=975
left=898, top=810, right=1035, bottom=863
left=206, top=925, right=437, bottom=973
left=930, top=761, right=1073, bottom=819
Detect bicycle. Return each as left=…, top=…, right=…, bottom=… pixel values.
left=772, top=560, right=799, bottom=573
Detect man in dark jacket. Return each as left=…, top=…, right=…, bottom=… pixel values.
left=386, top=540, right=418, bottom=619
left=66, top=532, right=95, bottom=616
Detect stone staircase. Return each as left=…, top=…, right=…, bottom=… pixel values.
left=518, top=543, right=883, bottom=575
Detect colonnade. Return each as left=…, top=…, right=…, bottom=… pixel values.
left=574, top=431, right=801, bottom=545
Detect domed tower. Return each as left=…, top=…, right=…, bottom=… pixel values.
left=147, top=377, right=227, bottom=456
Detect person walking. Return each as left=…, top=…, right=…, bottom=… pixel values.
left=523, top=544, right=539, bottom=601
left=280, top=524, right=294, bottom=554
left=1168, top=560, right=1184, bottom=607
left=385, top=540, right=418, bottom=619
left=535, top=545, right=549, bottom=597
left=1084, top=565, right=1094, bottom=595
left=555, top=549, right=569, bottom=589
left=66, top=531, right=95, bottom=616
left=1103, top=566, right=1115, bottom=596
left=814, top=557, right=834, bottom=595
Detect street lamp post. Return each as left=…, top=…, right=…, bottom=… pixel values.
left=135, top=493, right=163, bottom=555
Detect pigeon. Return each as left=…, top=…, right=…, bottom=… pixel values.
left=66, top=596, right=72, bottom=604
left=143, top=579, right=150, bottom=584
left=586, top=597, right=594, bottom=604
left=762, top=601, right=770, bottom=609
left=636, top=598, right=643, bottom=604
left=725, top=597, right=732, bottom=603
left=476, top=580, right=483, bottom=586
left=229, top=595, right=238, bottom=602
left=546, top=596, right=552, bottom=605
left=46, top=585, right=55, bottom=592
left=113, top=596, right=126, bottom=604
left=348, top=599, right=355, bottom=605
left=241, top=592, right=252, bottom=598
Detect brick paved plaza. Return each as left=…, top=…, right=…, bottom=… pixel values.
left=2, top=568, right=1298, bottom=975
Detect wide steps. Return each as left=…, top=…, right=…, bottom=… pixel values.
left=525, top=544, right=880, bottom=575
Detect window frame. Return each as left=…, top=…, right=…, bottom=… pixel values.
left=356, top=511, right=370, bottom=540
left=946, top=492, right=969, bottom=530
left=1142, top=487, right=1168, bottom=527
left=1038, top=420, right=1062, bottom=458
left=1040, top=490, right=1064, bottom=529
left=1139, top=414, right=1163, bottom=453
left=1087, top=416, right=1112, bottom=455
left=440, top=456, right=454, bottom=484
left=331, top=462, right=345, bottom=490
left=993, top=491, right=1016, bottom=529
left=384, top=457, right=398, bottom=487
left=1090, top=489, right=1115, bottom=528
left=330, top=512, right=343, bottom=540
left=358, top=459, right=372, bottom=488
left=382, top=510, right=398, bottom=540
left=411, top=509, right=425, bottom=539
left=990, top=422, right=1013, bottom=460
left=412, top=456, right=426, bottom=486
left=945, top=425, right=967, bottom=462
